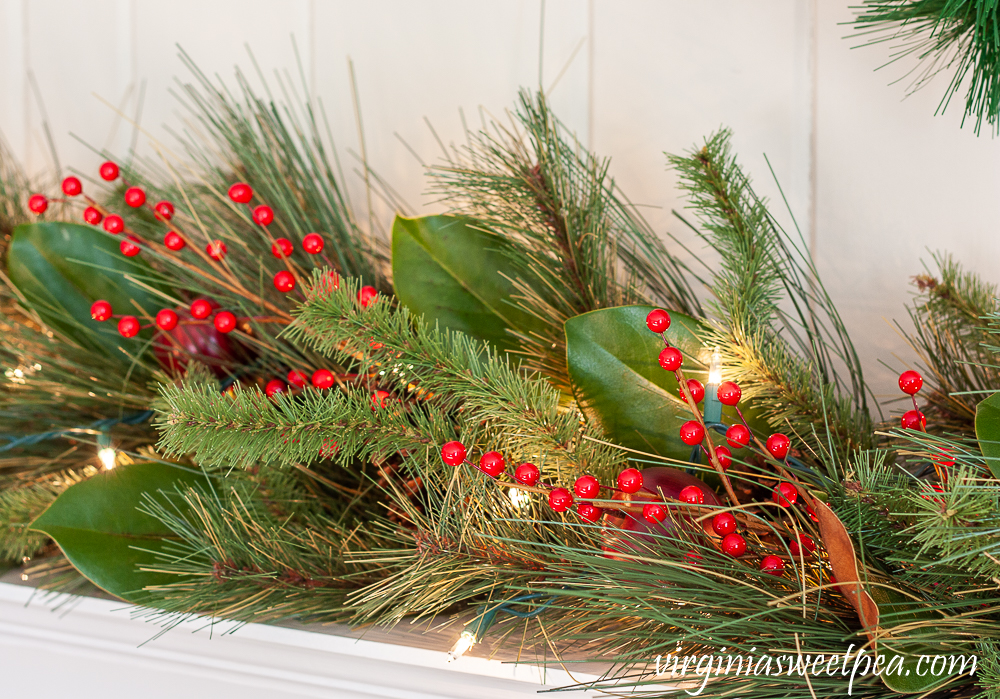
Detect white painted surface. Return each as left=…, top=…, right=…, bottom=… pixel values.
left=1, top=0, right=997, bottom=398
left=0, top=581, right=603, bottom=698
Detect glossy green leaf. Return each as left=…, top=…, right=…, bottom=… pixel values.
left=566, top=305, right=761, bottom=461
left=391, top=215, right=547, bottom=352
left=6, top=222, right=166, bottom=361
left=869, top=586, right=969, bottom=693
left=31, top=462, right=208, bottom=602
left=975, top=392, right=1000, bottom=479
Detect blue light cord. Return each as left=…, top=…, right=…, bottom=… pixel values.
left=466, top=592, right=554, bottom=642
left=0, top=409, right=154, bottom=454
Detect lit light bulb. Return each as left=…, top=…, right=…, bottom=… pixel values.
left=508, top=487, right=531, bottom=508
left=707, top=348, right=723, bottom=386
left=447, top=630, right=478, bottom=662
left=98, top=447, right=117, bottom=470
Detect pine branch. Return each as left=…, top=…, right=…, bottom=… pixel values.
left=155, top=375, right=453, bottom=471
left=668, top=130, right=874, bottom=462
left=852, top=0, right=1000, bottom=135
left=285, top=274, right=627, bottom=481
left=429, top=90, right=702, bottom=387
left=907, top=252, right=1000, bottom=429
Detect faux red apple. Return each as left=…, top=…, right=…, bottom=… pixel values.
left=153, top=319, right=238, bottom=378
left=603, top=467, right=721, bottom=554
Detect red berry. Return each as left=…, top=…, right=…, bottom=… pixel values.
left=679, top=420, right=705, bottom=446
left=83, top=206, right=103, bottom=225
left=726, top=424, right=750, bottom=449
left=643, top=503, right=667, bottom=523
left=577, top=503, right=602, bottom=523
left=680, top=379, right=704, bottom=403
left=789, top=534, right=816, bottom=556
left=773, top=482, right=798, bottom=507
left=549, top=487, right=573, bottom=512
left=712, top=512, right=737, bottom=536
left=62, top=176, right=82, bottom=196
left=206, top=240, right=227, bottom=260
left=311, top=369, right=335, bottom=389
left=99, top=161, right=119, bottom=181
left=190, top=299, right=213, bottom=319
left=214, top=311, right=237, bottom=334
left=252, top=205, right=274, bottom=226
left=155, top=201, right=174, bottom=220
left=722, top=533, right=747, bottom=557
left=678, top=485, right=705, bottom=504
left=371, top=390, right=390, bottom=409
left=228, top=182, right=253, bottom=203
left=574, top=475, right=600, bottom=499
left=658, top=346, right=682, bottom=371
left=440, top=441, right=467, bottom=466
left=302, top=233, right=324, bottom=254
left=646, top=308, right=671, bottom=333
left=164, top=231, right=185, bottom=250
left=103, top=215, right=124, bottom=234
left=155, top=308, right=178, bottom=331
left=807, top=504, right=819, bottom=522
left=271, top=238, right=293, bottom=258
left=760, top=555, right=785, bottom=575
left=514, top=462, right=540, bottom=486
left=901, top=410, right=926, bottom=430
left=124, top=186, right=146, bottom=208
left=766, top=433, right=791, bottom=460
left=358, top=285, right=378, bottom=308
left=717, top=381, right=741, bottom=406
left=27, top=194, right=48, bottom=214
left=478, top=451, right=506, bottom=478
left=90, top=300, right=113, bottom=322
left=685, top=551, right=703, bottom=565
left=898, top=370, right=923, bottom=396
left=265, top=379, right=286, bottom=397
left=287, top=370, right=308, bottom=388
left=273, top=270, right=296, bottom=293
left=617, top=468, right=643, bottom=494
left=120, top=237, right=141, bottom=257
left=117, top=315, right=140, bottom=338
left=714, top=445, right=732, bottom=470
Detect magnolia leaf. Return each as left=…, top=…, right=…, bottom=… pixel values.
left=31, top=462, right=207, bottom=601
left=812, top=499, right=880, bottom=633
left=975, top=392, right=1000, bottom=479
left=565, top=305, right=760, bottom=461
left=6, top=221, right=166, bottom=361
left=391, top=215, right=547, bottom=352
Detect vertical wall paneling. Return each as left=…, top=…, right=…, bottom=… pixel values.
left=0, top=1, right=998, bottom=398
left=0, top=0, right=28, bottom=169
left=815, top=2, right=1000, bottom=399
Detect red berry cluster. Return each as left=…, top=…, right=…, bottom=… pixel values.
left=440, top=441, right=660, bottom=524
left=28, top=166, right=339, bottom=299
left=646, top=309, right=795, bottom=471
left=897, top=369, right=926, bottom=431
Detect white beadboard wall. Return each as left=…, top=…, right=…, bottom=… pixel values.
left=3, top=0, right=1000, bottom=403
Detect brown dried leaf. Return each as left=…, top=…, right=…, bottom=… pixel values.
left=811, top=498, right=879, bottom=638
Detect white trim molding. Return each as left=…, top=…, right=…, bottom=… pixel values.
left=0, top=581, right=602, bottom=698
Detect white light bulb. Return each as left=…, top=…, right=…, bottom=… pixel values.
left=98, top=447, right=117, bottom=470
left=708, top=348, right=723, bottom=386
left=508, top=487, right=531, bottom=508
left=447, top=631, right=478, bottom=662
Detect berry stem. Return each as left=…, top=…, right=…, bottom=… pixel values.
left=664, top=333, right=740, bottom=507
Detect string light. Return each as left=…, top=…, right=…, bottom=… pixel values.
left=707, top=347, right=723, bottom=386
left=98, top=447, right=117, bottom=470
left=508, top=487, right=531, bottom=508
left=703, top=348, right=724, bottom=426
left=447, top=630, right=478, bottom=661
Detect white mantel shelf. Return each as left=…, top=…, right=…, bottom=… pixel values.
left=0, top=579, right=604, bottom=699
